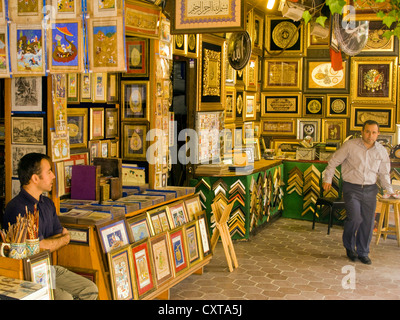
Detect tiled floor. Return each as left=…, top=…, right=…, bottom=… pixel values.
left=170, top=218, right=400, bottom=300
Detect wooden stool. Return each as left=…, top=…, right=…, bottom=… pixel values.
left=375, top=198, right=400, bottom=246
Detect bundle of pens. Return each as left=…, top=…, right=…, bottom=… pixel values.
left=26, top=206, right=39, bottom=240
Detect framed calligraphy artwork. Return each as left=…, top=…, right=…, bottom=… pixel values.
left=263, top=58, right=302, bottom=91
left=261, top=92, right=301, bottom=117
left=303, top=95, right=325, bottom=118
left=261, top=118, right=296, bottom=136
left=326, top=95, right=349, bottom=117
left=350, top=105, right=395, bottom=132
left=125, top=0, right=161, bottom=39
left=321, top=119, right=347, bottom=143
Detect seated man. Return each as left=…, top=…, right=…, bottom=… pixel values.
left=4, top=153, right=98, bottom=300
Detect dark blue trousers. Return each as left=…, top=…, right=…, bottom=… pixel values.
left=342, top=181, right=378, bottom=257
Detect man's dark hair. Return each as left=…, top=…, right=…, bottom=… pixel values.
left=18, top=153, right=51, bottom=186
left=362, top=120, right=380, bottom=131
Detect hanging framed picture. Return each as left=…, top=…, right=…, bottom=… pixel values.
left=122, top=123, right=148, bottom=160
left=168, top=227, right=188, bottom=276
left=326, top=95, right=349, bottom=117
left=261, top=92, right=301, bottom=118
left=11, top=144, right=46, bottom=177
left=263, top=58, right=303, bottom=91
left=11, top=117, right=44, bottom=144
left=87, top=16, right=126, bottom=73
left=225, top=87, right=236, bottom=123
left=223, top=123, right=235, bottom=156
left=121, top=81, right=150, bottom=121
left=173, top=34, right=186, bottom=56
left=90, top=108, right=104, bottom=140
left=350, top=56, right=397, bottom=104
left=0, top=25, right=10, bottom=78
left=124, top=38, right=149, bottom=77
left=107, top=73, right=119, bottom=103
left=105, top=108, right=119, bottom=139
left=186, top=34, right=200, bottom=58
left=67, top=73, right=80, bottom=103
left=80, top=73, right=92, bottom=102
left=91, top=0, right=120, bottom=17
left=245, top=55, right=258, bottom=91
left=11, top=77, right=42, bottom=112
left=321, top=119, right=347, bottom=142
left=261, top=118, right=296, bottom=136
left=243, top=92, right=256, bottom=121
left=93, top=73, right=107, bottom=103
left=48, top=20, right=83, bottom=74
left=67, top=108, right=88, bottom=149
left=359, top=21, right=398, bottom=56
left=150, top=233, right=173, bottom=287
left=125, top=0, right=161, bottom=39
left=296, top=118, right=321, bottom=142
left=8, top=0, right=43, bottom=23
left=51, top=0, right=82, bottom=19
left=130, top=240, right=155, bottom=298
left=350, top=105, right=395, bottom=132
left=303, top=95, right=325, bottom=118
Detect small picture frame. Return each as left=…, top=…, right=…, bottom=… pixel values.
left=97, top=217, right=130, bottom=254
left=67, top=108, right=88, bottom=149
left=326, top=95, right=349, bottom=117
left=11, top=117, right=44, bottom=145
left=184, top=221, right=202, bottom=267
left=184, top=196, right=202, bottom=221
left=11, top=77, right=42, bottom=112
left=150, top=233, right=173, bottom=287
left=196, top=211, right=212, bottom=257
left=67, top=73, right=80, bottom=103
left=90, top=108, right=104, bottom=140
left=261, top=92, right=302, bottom=117
left=147, top=206, right=171, bottom=236
left=225, top=87, right=236, bottom=123
left=107, top=73, right=119, bottom=103
left=130, top=240, right=155, bottom=298
left=122, top=123, right=148, bottom=160
left=121, top=81, right=150, bottom=121
left=80, top=73, right=92, bottom=102
left=168, top=227, right=188, bottom=275
left=124, top=38, right=149, bottom=77
left=303, top=95, right=325, bottom=117
left=173, top=34, right=187, bottom=55
left=167, top=201, right=189, bottom=229
left=105, top=108, right=119, bottom=139
left=93, top=73, right=107, bottom=103
left=321, top=118, right=347, bottom=142
left=243, top=92, right=256, bottom=121
left=186, top=34, right=199, bottom=58
left=127, top=214, right=151, bottom=243
left=296, top=118, right=321, bottom=142
left=262, top=58, right=303, bottom=91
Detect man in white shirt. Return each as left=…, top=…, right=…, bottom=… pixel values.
left=323, top=120, right=393, bottom=265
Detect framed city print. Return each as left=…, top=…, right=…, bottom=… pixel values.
left=198, top=35, right=225, bottom=111
left=326, top=95, right=349, bottom=117
left=147, top=206, right=171, bottom=236
left=93, top=73, right=107, bottom=102
left=265, top=17, right=304, bottom=56
left=122, top=123, right=148, bottom=160
left=87, top=16, right=126, bottom=72
left=168, top=227, right=188, bottom=276
left=225, top=87, right=236, bottom=122
left=184, top=221, right=202, bottom=267
left=121, top=81, right=150, bottom=121
left=90, top=108, right=104, bottom=140
left=12, top=144, right=46, bottom=177
left=124, top=38, right=149, bottom=77
left=184, top=196, right=202, bottom=221
left=150, top=233, right=173, bottom=287
left=186, top=34, right=200, bottom=58
left=261, top=118, right=296, bottom=136
left=67, top=73, right=80, bottom=103
left=97, top=217, right=130, bottom=254
left=125, top=0, right=161, bottom=39
left=127, top=214, right=151, bottom=243
left=80, top=73, right=92, bottom=102
left=173, top=0, right=245, bottom=33
left=350, top=105, right=395, bottom=132
left=243, top=92, right=256, bottom=121
left=196, top=211, right=211, bottom=257
left=263, top=58, right=303, bottom=91
left=11, top=77, right=42, bottom=112
left=321, top=119, right=347, bottom=142
left=130, top=240, right=155, bottom=299
left=303, top=95, right=325, bottom=117
left=166, top=201, right=189, bottom=228
left=296, top=118, right=321, bottom=142
left=304, top=58, right=349, bottom=93
left=105, top=108, right=119, bottom=139
left=67, top=108, right=88, bottom=149
left=261, top=92, right=301, bottom=117
left=11, top=117, right=44, bottom=145
left=107, top=245, right=137, bottom=300
left=48, top=19, right=84, bottom=73
left=350, top=56, right=397, bottom=104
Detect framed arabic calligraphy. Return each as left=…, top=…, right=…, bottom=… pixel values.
left=263, top=58, right=302, bottom=91
left=124, top=38, right=149, bottom=77
left=121, top=81, right=150, bottom=121
left=350, top=105, right=395, bottom=132
left=261, top=92, right=301, bottom=118
left=122, top=123, right=148, bottom=160
left=326, top=95, right=349, bottom=117
left=172, top=0, right=245, bottom=34
left=350, top=56, right=397, bottom=104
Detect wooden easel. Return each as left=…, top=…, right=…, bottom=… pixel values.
left=210, top=201, right=238, bottom=272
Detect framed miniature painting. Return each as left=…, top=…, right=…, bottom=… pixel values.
left=196, top=211, right=211, bottom=257
left=11, top=117, right=43, bottom=144
left=127, top=214, right=151, bottom=243
left=321, top=119, right=347, bottom=142
left=124, top=38, right=149, bottom=77
left=0, top=25, right=10, bottom=78
left=130, top=240, right=155, bottom=298
left=147, top=206, right=171, bottom=236
left=8, top=0, right=43, bottom=23
left=184, top=196, right=202, bottom=221
left=350, top=56, right=397, bottom=104
left=67, top=73, right=80, bottom=103
left=173, top=34, right=186, bottom=55
left=92, top=0, right=120, bottom=17
left=90, top=108, right=104, bottom=140
left=48, top=20, right=83, bottom=73
left=261, top=92, right=301, bottom=117
left=87, top=16, right=126, bottom=73
left=168, top=227, right=188, bottom=276
left=121, top=81, right=150, bottom=121
left=97, top=217, right=130, bottom=254
left=51, top=0, right=81, bottom=19
left=263, top=58, right=303, bottom=91
left=243, top=92, right=256, bottom=121
left=81, top=73, right=92, bottom=102
left=105, top=108, right=119, bottom=139
left=125, top=0, right=161, bottom=39
left=108, top=245, right=137, bottom=300
left=122, top=123, right=148, bottom=160
left=225, top=87, right=236, bottom=122
left=184, top=221, right=202, bottom=267
left=150, top=233, right=173, bottom=287
left=167, top=201, right=189, bottom=228
left=93, top=73, right=107, bottom=102
left=67, top=108, right=88, bottom=149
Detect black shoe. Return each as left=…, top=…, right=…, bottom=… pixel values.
left=358, top=256, right=372, bottom=265
left=346, top=249, right=358, bottom=261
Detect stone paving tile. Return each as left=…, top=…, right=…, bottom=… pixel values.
left=169, top=218, right=400, bottom=300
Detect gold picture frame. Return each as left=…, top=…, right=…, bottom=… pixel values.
left=122, top=123, right=148, bottom=160
left=321, top=119, right=347, bottom=143
left=263, top=58, right=303, bottom=91
left=261, top=92, right=302, bottom=118
left=303, top=95, right=325, bottom=118
left=245, top=55, right=258, bottom=91
left=350, top=105, right=395, bottom=132
left=225, top=86, right=236, bottom=122
left=90, top=107, right=105, bottom=140
left=326, top=95, right=349, bottom=117
left=243, top=92, right=256, bottom=121
left=261, top=118, right=296, bottom=136
left=121, top=81, right=150, bottom=121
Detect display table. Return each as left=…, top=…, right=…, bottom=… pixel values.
left=190, top=160, right=284, bottom=240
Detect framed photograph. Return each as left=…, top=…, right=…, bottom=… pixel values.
left=11, top=117, right=43, bottom=145
left=93, top=73, right=107, bottom=102
left=184, top=221, right=202, bottom=267
left=326, top=95, right=349, bottom=117
left=225, top=87, right=236, bottom=122
left=125, top=0, right=161, bottom=39
left=12, top=144, right=46, bottom=177
left=243, top=92, right=256, bottom=121
left=168, top=227, right=188, bottom=276
left=184, top=196, right=202, bottom=221
left=87, top=16, right=126, bottom=72
left=130, top=240, right=155, bottom=298
left=263, top=58, right=303, bottom=91
left=167, top=201, right=189, bottom=229
left=261, top=92, right=301, bottom=118
left=23, top=250, right=54, bottom=300
left=261, top=118, right=296, bottom=136
left=97, top=217, right=130, bottom=254
left=173, top=0, right=245, bottom=33
left=67, top=108, right=88, bottom=148
left=350, top=56, right=397, bottom=104
left=108, top=245, right=137, bottom=300
left=296, top=119, right=321, bottom=142
left=150, top=233, right=173, bottom=287
left=198, top=35, right=225, bottom=111
left=350, top=105, right=395, bottom=132
left=121, top=81, right=150, bottom=121
left=127, top=214, right=151, bottom=243
left=196, top=211, right=212, bottom=257
left=265, top=17, right=304, bottom=57
left=67, top=73, right=80, bottom=103
left=147, top=206, right=171, bottom=236
left=105, top=108, right=119, bottom=139
left=321, top=119, right=347, bottom=142
left=48, top=19, right=84, bottom=73
left=90, top=108, right=104, bottom=140
left=303, top=95, right=325, bottom=117
left=81, top=73, right=92, bottom=102
left=107, top=73, right=119, bottom=103
left=11, top=77, right=42, bottom=112
left=122, top=123, right=148, bottom=160
left=125, top=38, right=149, bottom=77
left=304, top=58, right=349, bottom=93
